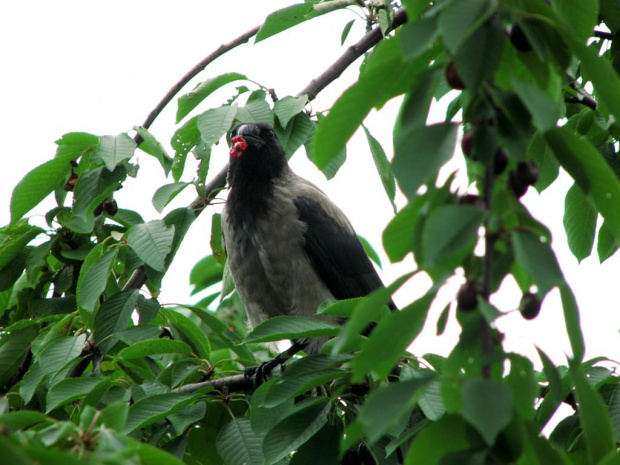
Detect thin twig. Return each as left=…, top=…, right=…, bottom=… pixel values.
left=133, top=24, right=262, bottom=146
left=594, top=29, right=613, bottom=40
left=481, top=165, right=495, bottom=379
left=297, top=7, right=407, bottom=100
left=174, top=374, right=250, bottom=393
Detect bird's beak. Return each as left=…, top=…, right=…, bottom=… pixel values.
left=234, top=124, right=265, bottom=148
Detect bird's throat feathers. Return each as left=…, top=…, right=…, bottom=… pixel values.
left=227, top=142, right=288, bottom=224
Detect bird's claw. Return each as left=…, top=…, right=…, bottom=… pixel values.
left=244, top=357, right=283, bottom=389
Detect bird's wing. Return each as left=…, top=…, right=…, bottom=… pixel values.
left=292, top=189, right=388, bottom=303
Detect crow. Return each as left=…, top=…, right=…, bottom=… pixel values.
left=221, top=122, right=392, bottom=379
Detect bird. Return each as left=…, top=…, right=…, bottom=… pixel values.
left=221, top=121, right=393, bottom=363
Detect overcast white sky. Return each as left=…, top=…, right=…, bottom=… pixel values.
left=1, top=2, right=620, bottom=370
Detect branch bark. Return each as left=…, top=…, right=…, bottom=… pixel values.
left=297, top=7, right=407, bottom=100
left=174, top=374, right=251, bottom=393
left=133, top=24, right=261, bottom=146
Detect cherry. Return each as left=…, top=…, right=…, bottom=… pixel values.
left=494, top=148, right=509, bottom=175
left=457, top=280, right=479, bottom=312
left=519, top=292, right=541, bottom=320
left=509, top=24, right=532, bottom=52
left=230, top=135, right=248, bottom=158
left=446, top=62, right=465, bottom=90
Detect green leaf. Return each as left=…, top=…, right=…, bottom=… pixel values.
left=0, top=410, right=52, bottom=430
left=123, top=392, right=195, bottom=434
left=54, top=132, right=99, bottom=158
left=197, top=104, right=238, bottom=147
left=601, top=0, right=620, bottom=34
left=512, top=231, right=563, bottom=295
left=529, top=133, right=560, bottom=193
left=46, top=377, right=103, bottom=412
left=71, top=165, right=127, bottom=222
left=513, top=79, right=561, bottom=132
left=393, top=123, right=459, bottom=199
left=152, top=182, right=190, bottom=213
left=334, top=273, right=414, bottom=354
left=546, top=127, right=620, bottom=243
left=382, top=200, right=423, bottom=263
left=598, top=220, right=620, bottom=263
left=19, top=362, right=45, bottom=404
left=341, top=19, right=355, bottom=45
left=462, top=378, right=513, bottom=446
left=398, top=16, right=440, bottom=60
left=256, top=2, right=319, bottom=42
left=210, top=213, right=226, bottom=265
left=100, top=401, right=129, bottom=432
left=0, top=327, right=37, bottom=388
left=453, top=19, right=505, bottom=91
left=552, top=0, right=599, bottom=46
left=0, top=224, right=43, bottom=271
left=437, top=0, right=494, bottom=53
left=537, top=347, right=563, bottom=406
left=570, top=360, right=616, bottom=463
left=262, top=400, right=331, bottom=465
left=177, top=72, right=247, bottom=123
left=405, top=415, right=469, bottom=464
left=352, top=290, right=436, bottom=381
left=274, top=95, right=308, bottom=129
left=356, top=235, right=382, bottom=269
left=559, top=283, right=585, bottom=363
left=236, top=99, right=275, bottom=127
left=93, top=289, right=139, bottom=354
left=564, top=182, right=597, bottom=262
left=189, top=254, right=224, bottom=294
left=418, top=380, right=445, bottom=421
left=168, top=402, right=206, bottom=435
left=572, top=40, right=620, bottom=122
left=217, top=417, right=264, bottom=465
left=276, top=112, right=314, bottom=159
left=304, top=118, right=345, bottom=179
left=505, top=354, right=538, bottom=421
left=134, top=126, right=173, bottom=175
left=171, top=116, right=200, bottom=182
left=10, top=155, right=74, bottom=223
left=423, top=205, right=486, bottom=267
left=263, top=369, right=344, bottom=408
left=76, top=242, right=118, bottom=312
left=244, top=316, right=340, bottom=344
left=127, top=220, right=175, bottom=272
left=362, top=125, right=396, bottom=212
left=289, top=423, right=340, bottom=465
left=96, top=133, right=137, bottom=172
left=166, top=309, right=211, bottom=360
left=313, top=39, right=436, bottom=170
left=359, top=373, right=435, bottom=444
left=39, top=334, right=86, bottom=379
left=118, top=339, right=193, bottom=360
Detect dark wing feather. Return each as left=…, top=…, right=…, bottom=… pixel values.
left=293, top=196, right=395, bottom=308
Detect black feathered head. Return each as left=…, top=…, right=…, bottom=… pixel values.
left=229, top=122, right=284, bottom=159
left=227, top=122, right=288, bottom=188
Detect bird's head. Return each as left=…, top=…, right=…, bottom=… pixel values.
left=229, top=122, right=283, bottom=159
left=227, top=122, right=288, bottom=186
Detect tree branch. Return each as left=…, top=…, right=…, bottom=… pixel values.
left=174, top=374, right=250, bottom=393
left=133, top=24, right=262, bottom=146
left=297, top=7, right=407, bottom=100
left=594, top=29, right=613, bottom=41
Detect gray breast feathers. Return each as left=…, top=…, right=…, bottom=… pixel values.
left=221, top=176, right=336, bottom=330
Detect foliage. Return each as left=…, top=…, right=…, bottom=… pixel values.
left=2, top=0, right=620, bottom=463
